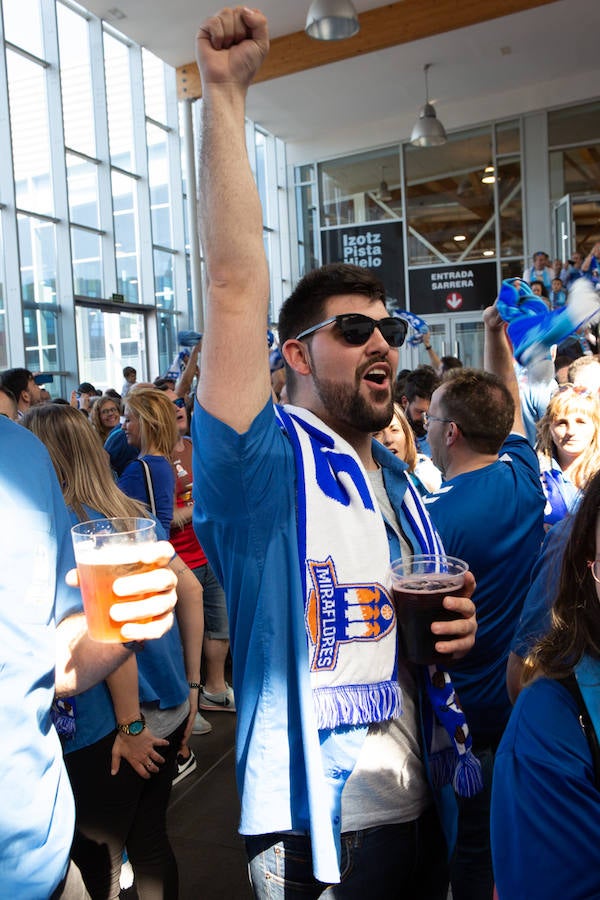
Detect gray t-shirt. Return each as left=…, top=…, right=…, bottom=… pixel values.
left=340, top=468, right=431, bottom=831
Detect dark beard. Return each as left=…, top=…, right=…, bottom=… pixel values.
left=405, top=408, right=427, bottom=438
left=312, top=371, right=394, bottom=434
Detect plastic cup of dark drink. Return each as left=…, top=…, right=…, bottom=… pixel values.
left=71, top=517, right=157, bottom=642
left=390, top=554, right=468, bottom=665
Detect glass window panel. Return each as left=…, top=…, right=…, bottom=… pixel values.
left=319, top=148, right=401, bottom=226
left=18, top=215, right=57, bottom=303
left=76, top=306, right=146, bottom=390
left=3, top=0, right=44, bottom=57
left=548, top=101, right=600, bottom=148
left=147, top=123, right=172, bottom=247
left=549, top=146, right=600, bottom=200
left=295, top=182, right=318, bottom=276
left=66, top=153, right=100, bottom=228
left=57, top=4, right=96, bottom=157
left=71, top=227, right=103, bottom=297
left=154, top=249, right=174, bottom=309
left=495, top=120, right=520, bottom=157
left=24, top=307, right=58, bottom=371
left=296, top=164, right=315, bottom=183
left=498, top=156, right=523, bottom=260
left=405, top=127, right=495, bottom=265
left=142, top=48, right=167, bottom=124
left=0, top=224, right=7, bottom=369
left=255, top=130, right=268, bottom=227
left=7, top=50, right=53, bottom=216
left=157, top=311, right=178, bottom=379
left=112, top=171, right=140, bottom=302
left=104, top=31, right=135, bottom=172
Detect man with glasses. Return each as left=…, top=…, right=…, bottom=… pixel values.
left=423, top=305, right=546, bottom=900
left=191, top=8, right=478, bottom=897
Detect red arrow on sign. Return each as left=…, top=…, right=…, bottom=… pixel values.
left=446, top=291, right=463, bottom=310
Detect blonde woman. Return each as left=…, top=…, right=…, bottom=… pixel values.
left=119, top=387, right=179, bottom=532
left=23, top=402, right=202, bottom=899
left=536, top=384, right=600, bottom=527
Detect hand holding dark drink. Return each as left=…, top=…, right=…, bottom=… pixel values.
left=390, top=554, right=472, bottom=665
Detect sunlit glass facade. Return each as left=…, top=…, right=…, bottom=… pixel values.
left=0, top=0, right=289, bottom=396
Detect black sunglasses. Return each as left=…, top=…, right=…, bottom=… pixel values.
left=172, top=397, right=186, bottom=409
left=295, top=313, right=407, bottom=348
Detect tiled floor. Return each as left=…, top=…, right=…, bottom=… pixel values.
left=168, top=710, right=252, bottom=899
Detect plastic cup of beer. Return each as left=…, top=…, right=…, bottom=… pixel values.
left=71, top=517, right=157, bottom=643
left=390, top=554, right=468, bottom=665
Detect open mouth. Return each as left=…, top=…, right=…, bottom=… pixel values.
left=363, top=365, right=389, bottom=387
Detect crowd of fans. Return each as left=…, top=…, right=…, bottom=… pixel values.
left=2, top=5, right=600, bottom=893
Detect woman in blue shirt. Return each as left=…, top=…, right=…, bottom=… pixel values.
left=118, top=386, right=179, bottom=533
left=536, top=384, right=600, bottom=528
left=491, top=470, right=600, bottom=899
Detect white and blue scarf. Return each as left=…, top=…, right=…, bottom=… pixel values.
left=277, top=404, right=483, bottom=797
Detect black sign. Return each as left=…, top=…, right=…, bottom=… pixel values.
left=408, top=261, right=499, bottom=315
left=321, top=221, right=405, bottom=307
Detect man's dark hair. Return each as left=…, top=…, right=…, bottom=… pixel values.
left=277, top=264, right=387, bottom=347
left=395, top=365, right=440, bottom=404
left=123, top=366, right=136, bottom=378
left=0, top=367, right=33, bottom=402
left=440, top=356, right=463, bottom=374
left=439, top=368, right=514, bottom=455
left=153, top=376, right=175, bottom=391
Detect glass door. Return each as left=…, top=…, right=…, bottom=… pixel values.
left=75, top=305, right=147, bottom=393
left=553, top=194, right=573, bottom=262
left=406, top=314, right=484, bottom=371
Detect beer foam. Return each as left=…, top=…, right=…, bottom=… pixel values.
left=395, top=575, right=464, bottom=593
left=74, top=540, right=156, bottom=566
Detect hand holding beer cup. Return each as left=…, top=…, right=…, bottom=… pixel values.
left=70, top=517, right=177, bottom=642
left=390, top=554, right=476, bottom=665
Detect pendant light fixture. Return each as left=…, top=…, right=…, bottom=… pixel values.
left=410, top=64, right=447, bottom=148
left=481, top=165, right=496, bottom=184
left=305, top=0, right=360, bottom=41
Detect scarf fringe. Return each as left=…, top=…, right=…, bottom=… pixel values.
left=429, top=746, right=457, bottom=789
left=453, top=749, right=484, bottom=798
left=314, top=680, right=403, bottom=731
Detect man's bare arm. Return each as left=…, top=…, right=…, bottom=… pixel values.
left=483, top=303, right=526, bottom=437
left=195, top=8, right=272, bottom=433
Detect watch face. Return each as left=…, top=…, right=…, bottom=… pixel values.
left=128, top=720, right=144, bottom=735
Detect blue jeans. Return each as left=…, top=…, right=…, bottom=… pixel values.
left=245, top=806, right=448, bottom=899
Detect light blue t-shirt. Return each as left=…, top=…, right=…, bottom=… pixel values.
left=0, top=418, right=81, bottom=896
left=192, top=398, right=457, bottom=884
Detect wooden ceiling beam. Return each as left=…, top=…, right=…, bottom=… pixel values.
left=177, top=0, right=560, bottom=100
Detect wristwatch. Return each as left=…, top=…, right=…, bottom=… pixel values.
left=117, top=714, right=146, bottom=736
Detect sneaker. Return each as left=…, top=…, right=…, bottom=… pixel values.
left=173, top=749, right=197, bottom=785
left=199, top=682, right=236, bottom=713
left=192, top=711, right=213, bottom=735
